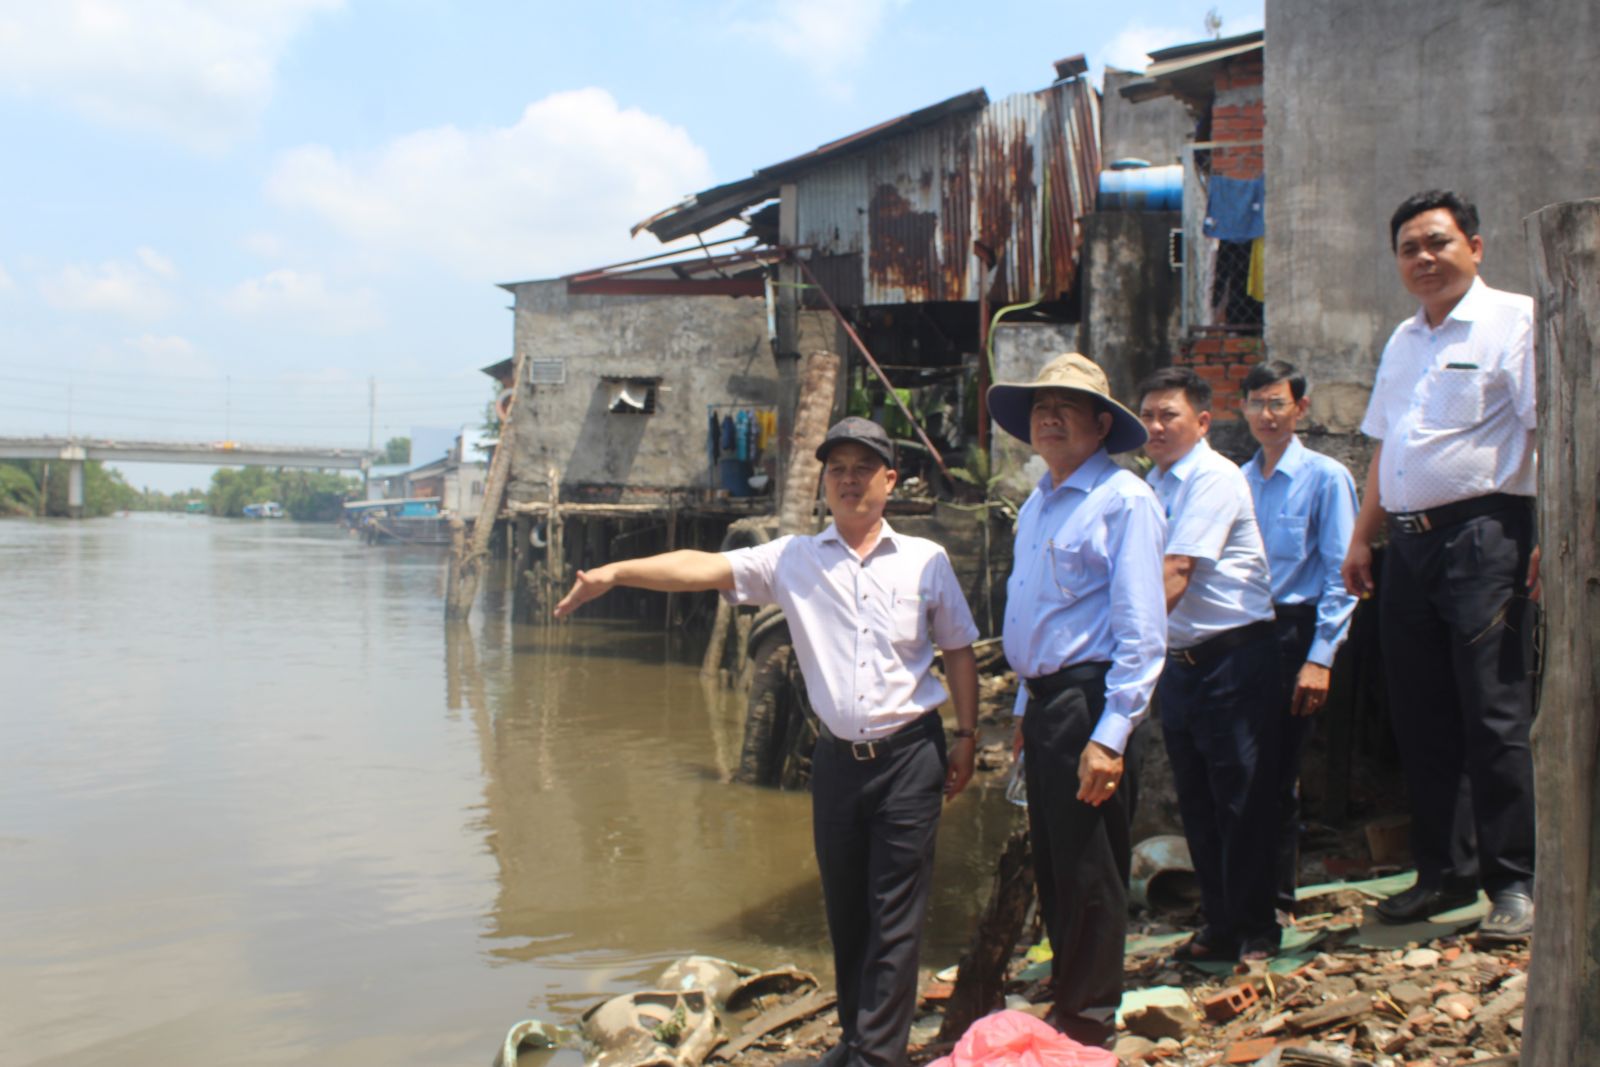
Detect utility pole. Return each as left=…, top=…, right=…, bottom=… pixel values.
left=366, top=376, right=376, bottom=496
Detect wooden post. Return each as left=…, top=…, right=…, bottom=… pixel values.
left=446, top=351, right=526, bottom=619
left=937, top=827, right=1035, bottom=1042
left=544, top=467, right=564, bottom=609
left=1522, top=198, right=1600, bottom=1066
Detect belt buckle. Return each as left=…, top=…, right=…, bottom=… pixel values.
left=1393, top=512, right=1430, bottom=535
left=1174, top=648, right=1197, bottom=667
left=850, top=740, right=878, bottom=761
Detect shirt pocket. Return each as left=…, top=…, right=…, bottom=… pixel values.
left=1419, top=367, right=1490, bottom=430
left=1047, top=542, right=1108, bottom=604
left=892, top=594, right=927, bottom=646
left=1267, top=514, right=1308, bottom=564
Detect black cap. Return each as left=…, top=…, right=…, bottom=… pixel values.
left=814, top=416, right=894, bottom=468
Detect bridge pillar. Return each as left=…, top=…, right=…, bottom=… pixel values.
left=60, top=445, right=87, bottom=519
left=67, top=459, right=85, bottom=519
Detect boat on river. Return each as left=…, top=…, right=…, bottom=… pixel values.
left=242, top=501, right=285, bottom=519
left=342, top=497, right=453, bottom=545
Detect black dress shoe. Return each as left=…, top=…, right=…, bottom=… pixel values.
left=1375, top=880, right=1479, bottom=923
left=1477, top=890, right=1535, bottom=942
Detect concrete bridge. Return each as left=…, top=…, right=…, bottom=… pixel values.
left=0, top=436, right=378, bottom=517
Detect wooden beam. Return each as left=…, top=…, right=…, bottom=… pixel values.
left=1522, top=197, right=1600, bottom=1065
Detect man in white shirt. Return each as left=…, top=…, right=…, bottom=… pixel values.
left=555, top=416, right=980, bottom=1067
left=1139, top=366, right=1282, bottom=961
left=1341, top=190, right=1538, bottom=941
left=988, top=352, right=1166, bottom=1048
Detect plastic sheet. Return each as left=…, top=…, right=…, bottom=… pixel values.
left=928, top=1010, right=1118, bottom=1067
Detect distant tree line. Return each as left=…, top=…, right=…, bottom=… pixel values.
left=0, top=460, right=360, bottom=521
left=205, top=467, right=360, bottom=521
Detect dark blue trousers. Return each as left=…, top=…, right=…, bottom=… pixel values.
left=811, top=718, right=947, bottom=1067
left=1021, top=666, right=1139, bottom=1049
left=1272, top=609, right=1318, bottom=912
left=1379, top=504, right=1537, bottom=896
left=1159, top=626, right=1282, bottom=948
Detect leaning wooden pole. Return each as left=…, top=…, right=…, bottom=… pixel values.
left=447, top=353, right=526, bottom=620
left=777, top=349, right=840, bottom=536
left=1521, top=197, right=1600, bottom=1066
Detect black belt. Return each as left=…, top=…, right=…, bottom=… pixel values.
left=818, top=710, right=941, bottom=762
left=1388, top=492, right=1531, bottom=536
left=1168, top=619, right=1275, bottom=667
left=1274, top=603, right=1317, bottom=624
left=1025, top=661, right=1112, bottom=702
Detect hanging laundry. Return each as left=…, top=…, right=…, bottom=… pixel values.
left=708, top=411, right=721, bottom=461
left=735, top=409, right=751, bottom=461
left=720, top=414, right=736, bottom=453
left=1203, top=174, right=1265, bottom=241
left=1247, top=237, right=1266, bottom=303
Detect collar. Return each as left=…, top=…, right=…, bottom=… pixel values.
left=817, top=518, right=898, bottom=553
left=1155, top=436, right=1210, bottom=484
left=1248, top=435, right=1306, bottom=482
left=1403, top=275, right=1489, bottom=333
left=1035, top=448, right=1114, bottom=496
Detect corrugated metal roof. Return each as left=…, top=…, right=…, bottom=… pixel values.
left=633, top=89, right=989, bottom=244
left=799, top=78, right=1100, bottom=306
left=1120, top=31, right=1263, bottom=104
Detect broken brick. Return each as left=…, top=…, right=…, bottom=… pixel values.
left=1202, top=982, right=1259, bottom=1022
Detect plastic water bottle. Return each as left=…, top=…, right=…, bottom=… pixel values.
left=1004, top=753, right=1027, bottom=807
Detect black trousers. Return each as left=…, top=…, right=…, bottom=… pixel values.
left=1020, top=665, right=1139, bottom=1049
left=1159, top=627, right=1282, bottom=948
left=1272, top=608, right=1318, bottom=912
left=811, top=715, right=947, bottom=1067
left=1379, top=504, right=1537, bottom=896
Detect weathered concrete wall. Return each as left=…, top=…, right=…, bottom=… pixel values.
left=1081, top=211, right=1183, bottom=410
left=505, top=281, right=775, bottom=502
left=1101, top=69, right=1195, bottom=166
left=1266, top=0, right=1600, bottom=434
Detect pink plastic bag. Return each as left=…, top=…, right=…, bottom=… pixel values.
left=927, top=1010, right=1117, bottom=1067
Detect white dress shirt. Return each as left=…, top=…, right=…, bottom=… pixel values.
left=722, top=521, right=979, bottom=741
left=1361, top=277, right=1536, bottom=512
left=1147, top=437, right=1275, bottom=650
left=1002, top=449, right=1168, bottom=754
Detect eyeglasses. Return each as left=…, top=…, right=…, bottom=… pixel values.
left=1244, top=397, right=1293, bottom=415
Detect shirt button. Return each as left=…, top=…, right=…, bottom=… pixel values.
left=862, top=628, right=868, bottom=633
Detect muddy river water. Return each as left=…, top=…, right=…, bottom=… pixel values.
left=0, top=514, right=1017, bottom=1066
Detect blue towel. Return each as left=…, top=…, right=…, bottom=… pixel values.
left=1203, top=175, right=1265, bottom=241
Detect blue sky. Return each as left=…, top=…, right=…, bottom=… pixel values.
left=0, top=0, right=1262, bottom=492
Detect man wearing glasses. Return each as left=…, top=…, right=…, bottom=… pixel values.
left=1239, top=362, right=1358, bottom=917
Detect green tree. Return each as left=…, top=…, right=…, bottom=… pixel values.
left=206, top=466, right=358, bottom=520
left=382, top=436, right=411, bottom=465
left=0, top=463, right=40, bottom=516
left=0, top=460, right=137, bottom=517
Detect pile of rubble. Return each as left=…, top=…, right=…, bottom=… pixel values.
left=1107, top=938, right=1528, bottom=1066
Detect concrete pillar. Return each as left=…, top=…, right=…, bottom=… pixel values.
left=774, top=182, right=801, bottom=511
left=66, top=459, right=84, bottom=519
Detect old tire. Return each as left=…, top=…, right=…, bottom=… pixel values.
left=734, top=628, right=818, bottom=789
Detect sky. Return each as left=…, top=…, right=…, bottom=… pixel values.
left=0, top=0, right=1262, bottom=493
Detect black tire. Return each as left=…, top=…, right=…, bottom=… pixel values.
left=734, top=629, right=819, bottom=789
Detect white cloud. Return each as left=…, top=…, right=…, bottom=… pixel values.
left=1099, top=24, right=1193, bottom=74
left=0, top=0, right=341, bottom=151
left=729, top=0, right=906, bottom=94
left=265, top=88, right=714, bottom=280
left=222, top=268, right=382, bottom=335
left=39, top=252, right=177, bottom=318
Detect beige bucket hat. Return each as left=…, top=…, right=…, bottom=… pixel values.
left=986, top=352, right=1147, bottom=454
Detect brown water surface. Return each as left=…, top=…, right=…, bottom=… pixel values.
left=0, top=514, right=1016, bottom=1066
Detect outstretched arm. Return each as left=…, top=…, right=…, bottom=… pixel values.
left=553, top=550, right=734, bottom=618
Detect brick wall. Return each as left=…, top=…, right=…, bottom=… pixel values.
left=1211, top=54, right=1264, bottom=179
left=1175, top=333, right=1263, bottom=419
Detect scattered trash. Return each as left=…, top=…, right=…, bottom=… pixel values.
left=927, top=1009, right=1117, bottom=1067
left=1128, top=835, right=1199, bottom=912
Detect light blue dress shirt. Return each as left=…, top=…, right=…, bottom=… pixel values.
left=1002, top=449, right=1168, bottom=754
left=1241, top=436, right=1360, bottom=667
left=1147, top=437, right=1275, bottom=649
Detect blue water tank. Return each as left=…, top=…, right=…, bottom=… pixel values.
left=1098, top=164, right=1183, bottom=212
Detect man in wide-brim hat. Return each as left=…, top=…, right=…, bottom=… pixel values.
left=988, top=352, right=1168, bottom=1049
